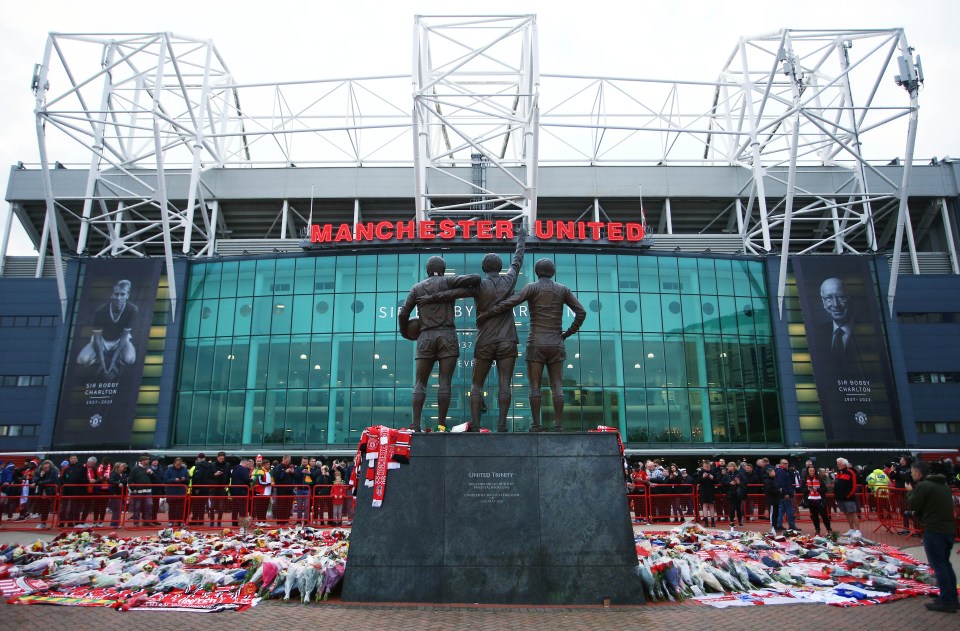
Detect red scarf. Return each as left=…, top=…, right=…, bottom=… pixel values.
left=97, top=464, right=112, bottom=491
left=351, top=425, right=414, bottom=508
left=806, top=476, right=822, bottom=501
left=85, top=466, right=97, bottom=493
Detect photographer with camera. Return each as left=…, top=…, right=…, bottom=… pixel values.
left=907, top=460, right=958, bottom=614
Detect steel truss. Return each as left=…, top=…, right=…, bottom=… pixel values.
left=412, top=15, right=539, bottom=226
left=23, top=23, right=931, bottom=319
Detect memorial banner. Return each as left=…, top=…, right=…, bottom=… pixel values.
left=53, top=259, right=162, bottom=447
left=793, top=257, right=902, bottom=445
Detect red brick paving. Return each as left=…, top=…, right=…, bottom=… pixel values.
left=0, top=594, right=948, bottom=631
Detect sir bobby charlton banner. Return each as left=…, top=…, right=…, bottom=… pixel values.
left=53, top=259, right=162, bottom=447
left=793, top=256, right=902, bottom=446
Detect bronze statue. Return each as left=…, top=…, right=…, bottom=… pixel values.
left=398, top=256, right=480, bottom=432
left=418, top=229, right=527, bottom=432
left=478, top=257, right=586, bottom=432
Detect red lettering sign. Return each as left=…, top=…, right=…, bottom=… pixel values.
left=307, top=219, right=648, bottom=244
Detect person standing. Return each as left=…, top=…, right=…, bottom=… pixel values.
left=477, top=257, right=586, bottom=432
left=59, top=454, right=84, bottom=525
left=801, top=465, right=833, bottom=535
left=313, top=464, right=333, bottom=525
left=94, top=457, right=113, bottom=527
left=189, top=453, right=212, bottom=526
left=695, top=459, right=717, bottom=527
left=721, top=462, right=747, bottom=527
left=628, top=463, right=648, bottom=525
left=293, top=457, right=312, bottom=525
left=107, top=462, right=128, bottom=528
left=834, top=457, right=861, bottom=537
left=209, top=452, right=231, bottom=528
left=127, top=454, right=154, bottom=526
left=763, top=466, right=781, bottom=534
left=163, top=457, right=189, bottom=526
left=774, top=459, right=798, bottom=531
left=75, top=456, right=99, bottom=526
left=741, top=462, right=760, bottom=521
left=907, top=460, right=958, bottom=614
left=32, top=460, right=59, bottom=529
left=330, top=469, right=347, bottom=526
left=890, top=455, right=919, bottom=534
left=252, top=456, right=272, bottom=523
left=272, top=455, right=297, bottom=524
left=229, top=457, right=252, bottom=526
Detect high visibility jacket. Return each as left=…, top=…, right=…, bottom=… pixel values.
left=866, top=469, right=890, bottom=496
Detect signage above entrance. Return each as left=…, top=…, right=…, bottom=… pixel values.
left=304, top=219, right=647, bottom=246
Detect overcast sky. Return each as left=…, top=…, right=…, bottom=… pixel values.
left=1, top=0, right=957, bottom=254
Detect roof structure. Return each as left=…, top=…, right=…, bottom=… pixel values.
left=4, top=18, right=954, bottom=319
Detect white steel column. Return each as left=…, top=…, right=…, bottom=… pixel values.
left=887, top=38, right=922, bottom=315
left=777, top=37, right=803, bottom=318
left=182, top=41, right=216, bottom=254
left=664, top=198, right=673, bottom=234
left=110, top=201, right=126, bottom=256
left=33, top=39, right=67, bottom=317
left=152, top=35, right=178, bottom=319
left=280, top=200, right=289, bottom=239
left=739, top=38, right=772, bottom=253
left=0, top=203, right=15, bottom=277
left=207, top=201, right=220, bottom=257
left=940, top=198, right=959, bottom=274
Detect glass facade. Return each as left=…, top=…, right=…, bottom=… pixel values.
left=174, top=252, right=783, bottom=448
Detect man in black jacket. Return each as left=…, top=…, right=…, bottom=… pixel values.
left=229, top=458, right=252, bottom=526
left=58, top=455, right=85, bottom=525
left=127, top=454, right=155, bottom=525
left=907, top=461, right=958, bottom=613
left=189, top=453, right=213, bottom=526
left=272, top=455, right=297, bottom=524
left=209, top=451, right=231, bottom=527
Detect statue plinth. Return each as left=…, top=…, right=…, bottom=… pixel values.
left=341, top=432, right=645, bottom=605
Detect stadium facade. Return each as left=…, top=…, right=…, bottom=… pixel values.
left=1, top=18, right=958, bottom=457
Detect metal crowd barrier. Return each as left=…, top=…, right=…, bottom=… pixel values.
left=2, top=480, right=958, bottom=538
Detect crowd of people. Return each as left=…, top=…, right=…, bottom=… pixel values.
left=626, top=454, right=959, bottom=538
left=0, top=452, right=356, bottom=529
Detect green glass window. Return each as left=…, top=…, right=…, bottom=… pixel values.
left=356, top=256, right=377, bottom=292
left=641, top=293, right=662, bottom=332
left=237, top=260, right=256, bottom=297
left=220, top=261, right=240, bottom=297
left=174, top=250, right=783, bottom=449
left=698, top=258, right=717, bottom=294
left=661, top=293, right=683, bottom=333
left=620, top=294, right=642, bottom=331
left=715, top=259, right=734, bottom=295
left=294, top=257, right=315, bottom=295
left=187, top=265, right=206, bottom=301
left=576, top=254, right=598, bottom=291
left=254, top=259, right=276, bottom=296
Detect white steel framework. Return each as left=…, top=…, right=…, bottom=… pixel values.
left=412, top=15, right=539, bottom=225
left=17, top=22, right=938, bottom=319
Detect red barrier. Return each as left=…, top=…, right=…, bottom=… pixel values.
left=184, top=484, right=232, bottom=529
left=0, top=483, right=58, bottom=529
left=249, top=485, right=311, bottom=528
left=873, top=487, right=922, bottom=539
left=57, top=484, right=120, bottom=529
left=626, top=489, right=649, bottom=524
left=647, top=485, right=695, bottom=523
